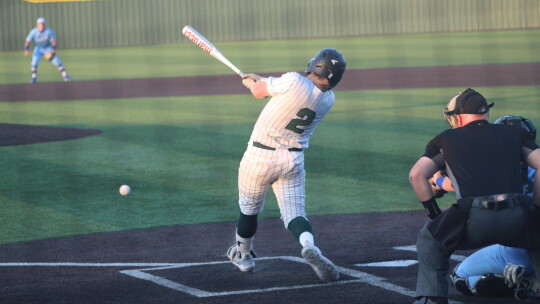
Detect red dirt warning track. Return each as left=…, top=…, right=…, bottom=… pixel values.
left=0, top=63, right=539, bottom=102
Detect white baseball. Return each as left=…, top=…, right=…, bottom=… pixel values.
left=119, top=185, right=131, bottom=196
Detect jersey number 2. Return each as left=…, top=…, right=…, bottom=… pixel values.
left=285, top=108, right=316, bottom=134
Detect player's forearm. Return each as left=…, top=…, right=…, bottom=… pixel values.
left=412, top=180, right=434, bottom=201
left=409, top=157, right=438, bottom=201
left=526, top=149, right=540, bottom=205
left=411, top=172, right=443, bottom=219
left=533, top=169, right=540, bottom=206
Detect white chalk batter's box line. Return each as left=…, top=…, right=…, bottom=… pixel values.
left=0, top=245, right=465, bottom=304
left=353, top=245, right=466, bottom=267
left=122, top=256, right=367, bottom=297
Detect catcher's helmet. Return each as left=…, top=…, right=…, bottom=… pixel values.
left=306, top=48, right=346, bottom=88
left=494, top=115, right=537, bottom=142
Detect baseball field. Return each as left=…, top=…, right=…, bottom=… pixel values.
left=0, top=29, right=539, bottom=303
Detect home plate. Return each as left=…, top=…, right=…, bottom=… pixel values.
left=355, top=260, right=418, bottom=267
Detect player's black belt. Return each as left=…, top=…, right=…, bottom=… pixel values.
left=252, top=141, right=302, bottom=152
left=470, top=193, right=523, bottom=210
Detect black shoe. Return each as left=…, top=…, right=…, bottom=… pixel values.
left=449, top=264, right=474, bottom=296
left=474, top=273, right=514, bottom=297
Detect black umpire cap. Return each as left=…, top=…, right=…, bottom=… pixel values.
left=445, top=88, right=494, bottom=115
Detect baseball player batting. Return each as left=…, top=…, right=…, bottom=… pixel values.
left=24, top=17, right=72, bottom=83
left=226, top=48, right=346, bottom=282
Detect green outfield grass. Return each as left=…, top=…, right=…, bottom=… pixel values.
left=0, top=29, right=539, bottom=245
left=1, top=86, right=539, bottom=245
left=1, top=28, right=539, bottom=84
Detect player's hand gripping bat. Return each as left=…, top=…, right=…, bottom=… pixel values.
left=182, top=25, right=245, bottom=78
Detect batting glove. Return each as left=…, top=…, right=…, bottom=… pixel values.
left=242, top=73, right=264, bottom=89
left=243, top=73, right=261, bottom=81
left=242, top=78, right=256, bottom=89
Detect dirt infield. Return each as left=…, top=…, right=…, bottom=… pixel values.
left=0, top=211, right=521, bottom=304
left=1, top=63, right=538, bottom=303
left=0, top=123, right=102, bottom=147
left=0, top=63, right=539, bottom=102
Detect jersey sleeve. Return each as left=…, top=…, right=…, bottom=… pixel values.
left=26, top=29, right=35, bottom=42
left=423, top=134, right=445, bottom=169
left=266, top=72, right=298, bottom=97
left=48, top=28, right=57, bottom=41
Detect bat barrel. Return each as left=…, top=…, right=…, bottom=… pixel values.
left=182, top=25, right=245, bottom=78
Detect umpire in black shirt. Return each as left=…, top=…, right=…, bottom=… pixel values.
left=409, top=88, right=540, bottom=304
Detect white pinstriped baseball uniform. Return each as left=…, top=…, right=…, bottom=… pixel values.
left=238, top=72, right=335, bottom=227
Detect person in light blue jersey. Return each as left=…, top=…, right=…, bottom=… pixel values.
left=24, top=17, right=72, bottom=83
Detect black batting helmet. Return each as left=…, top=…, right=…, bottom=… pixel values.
left=306, top=48, right=346, bottom=88
left=494, top=115, right=537, bottom=142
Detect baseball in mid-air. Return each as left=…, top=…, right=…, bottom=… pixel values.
left=119, top=185, right=131, bottom=196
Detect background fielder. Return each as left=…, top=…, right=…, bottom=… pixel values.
left=226, top=48, right=346, bottom=282
left=24, top=17, right=72, bottom=83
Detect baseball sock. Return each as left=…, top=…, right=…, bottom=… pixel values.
left=51, top=57, right=69, bottom=79
left=299, top=231, right=315, bottom=248
left=31, top=66, right=37, bottom=83
left=57, top=65, right=69, bottom=79
left=235, top=233, right=253, bottom=255
left=288, top=216, right=314, bottom=247
left=236, top=212, right=257, bottom=254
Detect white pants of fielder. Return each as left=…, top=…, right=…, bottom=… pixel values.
left=238, top=144, right=306, bottom=227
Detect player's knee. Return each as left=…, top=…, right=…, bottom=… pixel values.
left=472, top=273, right=514, bottom=297
left=237, top=212, right=257, bottom=238
left=415, top=226, right=434, bottom=254
left=51, top=56, right=62, bottom=66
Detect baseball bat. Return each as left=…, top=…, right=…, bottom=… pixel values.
left=182, top=25, right=245, bottom=78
